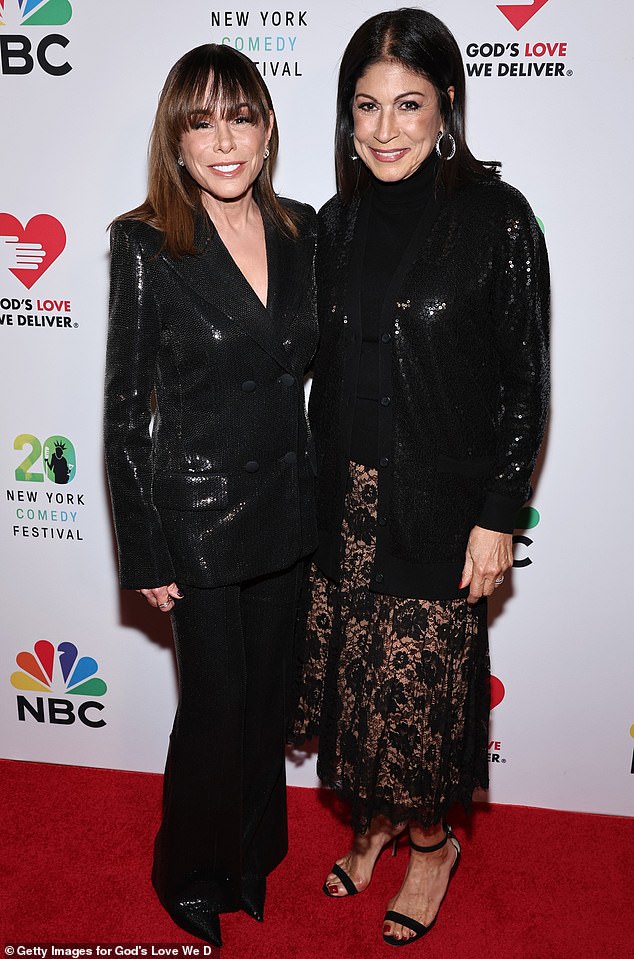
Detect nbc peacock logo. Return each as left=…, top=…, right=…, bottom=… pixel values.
left=0, top=1, right=73, bottom=76
left=0, top=0, right=72, bottom=27
left=11, top=640, right=108, bottom=727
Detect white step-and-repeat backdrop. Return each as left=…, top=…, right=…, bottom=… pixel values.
left=2, top=0, right=632, bottom=817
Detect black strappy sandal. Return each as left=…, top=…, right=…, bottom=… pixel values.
left=383, top=824, right=461, bottom=946
left=322, top=835, right=400, bottom=897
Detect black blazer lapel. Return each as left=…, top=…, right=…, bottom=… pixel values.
left=162, top=213, right=296, bottom=372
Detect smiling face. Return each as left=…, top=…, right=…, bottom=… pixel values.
left=352, top=60, right=453, bottom=183
left=178, top=94, right=274, bottom=208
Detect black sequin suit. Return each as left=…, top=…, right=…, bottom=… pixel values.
left=104, top=200, right=318, bottom=939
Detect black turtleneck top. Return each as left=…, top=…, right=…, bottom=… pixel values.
left=350, top=152, right=438, bottom=466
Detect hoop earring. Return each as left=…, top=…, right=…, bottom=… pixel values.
left=263, top=148, right=270, bottom=160
left=177, top=155, right=185, bottom=167
left=435, top=131, right=456, bottom=160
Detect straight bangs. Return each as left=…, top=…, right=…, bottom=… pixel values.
left=117, top=43, right=301, bottom=255
left=167, top=46, right=270, bottom=143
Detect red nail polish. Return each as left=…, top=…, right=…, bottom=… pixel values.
left=327, top=884, right=339, bottom=894
left=383, top=924, right=391, bottom=934
left=458, top=579, right=464, bottom=589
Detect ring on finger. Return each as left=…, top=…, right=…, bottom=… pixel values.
left=494, top=575, right=505, bottom=586
left=158, top=600, right=172, bottom=608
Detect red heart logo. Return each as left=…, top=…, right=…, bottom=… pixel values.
left=0, top=213, right=66, bottom=290
left=497, top=1, right=549, bottom=31
left=490, top=675, right=506, bottom=710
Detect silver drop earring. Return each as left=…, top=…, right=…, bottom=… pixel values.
left=177, top=155, right=185, bottom=167
left=263, top=148, right=270, bottom=160
left=350, top=132, right=358, bottom=161
left=435, top=130, right=456, bottom=160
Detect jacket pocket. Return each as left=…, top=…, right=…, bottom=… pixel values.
left=436, top=454, right=494, bottom=479
left=152, top=471, right=229, bottom=510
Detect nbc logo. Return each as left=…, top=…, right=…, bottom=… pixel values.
left=11, top=639, right=108, bottom=727
left=514, top=505, right=540, bottom=568
left=0, top=214, right=66, bottom=289
left=497, top=1, right=550, bottom=31
left=0, top=1, right=73, bottom=75
left=0, top=0, right=72, bottom=27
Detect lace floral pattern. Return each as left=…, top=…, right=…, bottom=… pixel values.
left=291, top=462, right=490, bottom=832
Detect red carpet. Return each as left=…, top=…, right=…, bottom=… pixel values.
left=2, top=759, right=632, bottom=958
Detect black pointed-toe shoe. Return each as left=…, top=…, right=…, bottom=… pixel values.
left=173, top=899, right=222, bottom=948
left=240, top=875, right=266, bottom=922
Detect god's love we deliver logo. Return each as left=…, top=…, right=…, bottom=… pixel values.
left=0, top=214, right=66, bottom=289
left=0, top=214, right=76, bottom=332
left=497, top=1, right=550, bottom=31
left=467, top=0, right=572, bottom=80
left=489, top=675, right=508, bottom=765
left=11, top=639, right=108, bottom=728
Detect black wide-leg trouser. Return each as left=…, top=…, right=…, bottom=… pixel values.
left=152, top=561, right=301, bottom=936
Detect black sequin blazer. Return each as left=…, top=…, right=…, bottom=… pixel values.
left=104, top=199, right=318, bottom=590
left=310, top=178, right=550, bottom=599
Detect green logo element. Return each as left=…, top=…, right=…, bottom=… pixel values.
left=14, top=433, right=76, bottom=484
left=21, top=0, right=72, bottom=27
left=536, top=217, right=545, bottom=235
left=515, top=506, right=540, bottom=530
left=43, top=435, right=75, bottom=484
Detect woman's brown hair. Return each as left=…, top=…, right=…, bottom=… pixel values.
left=117, top=44, right=299, bottom=256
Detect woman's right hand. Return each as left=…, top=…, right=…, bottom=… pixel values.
left=136, top=583, right=183, bottom=613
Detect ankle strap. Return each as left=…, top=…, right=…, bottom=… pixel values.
left=409, top=825, right=450, bottom=854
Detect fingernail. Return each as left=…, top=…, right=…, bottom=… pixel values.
left=458, top=580, right=464, bottom=589
left=327, top=884, right=339, bottom=894
left=176, top=588, right=184, bottom=598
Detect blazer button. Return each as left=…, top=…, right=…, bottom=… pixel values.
left=283, top=451, right=297, bottom=464
left=280, top=373, right=295, bottom=387
left=381, top=332, right=392, bottom=343
left=378, top=516, right=387, bottom=527
left=379, top=456, right=390, bottom=468
left=241, top=380, right=257, bottom=392
left=374, top=572, right=384, bottom=584
left=244, top=460, right=259, bottom=473
left=380, top=396, right=391, bottom=406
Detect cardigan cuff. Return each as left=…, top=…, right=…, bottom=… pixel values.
left=477, top=492, right=525, bottom=534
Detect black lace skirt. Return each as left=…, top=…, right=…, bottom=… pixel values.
left=291, top=462, right=490, bottom=832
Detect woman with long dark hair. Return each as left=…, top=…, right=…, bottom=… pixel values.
left=292, top=8, right=549, bottom=946
left=105, top=44, right=318, bottom=947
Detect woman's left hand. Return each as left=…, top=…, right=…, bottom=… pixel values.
left=460, top=526, right=514, bottom=605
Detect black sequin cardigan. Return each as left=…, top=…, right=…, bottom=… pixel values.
left=309, top=177, right=550, bottom=599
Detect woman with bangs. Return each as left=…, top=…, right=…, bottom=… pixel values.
left=104, top=44, right=318, bottom=946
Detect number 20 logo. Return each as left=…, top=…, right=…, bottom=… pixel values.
left=14, top=433, right=76, bottom=485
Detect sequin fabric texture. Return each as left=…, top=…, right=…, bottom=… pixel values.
left=309, top=178, right=550, bottom=596
left=104, top=200, right=319, bottom=590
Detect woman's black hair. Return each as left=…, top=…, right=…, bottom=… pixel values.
left=335, top=7, right=500, bottom=203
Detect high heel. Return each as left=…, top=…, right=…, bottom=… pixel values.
left=382, top=824, right=461, bottom=947
left=240, top=875, right=266, bottom=922
left=172, top=899, right=222, bottom=948
left=322, top=832, right=402, bottom=897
